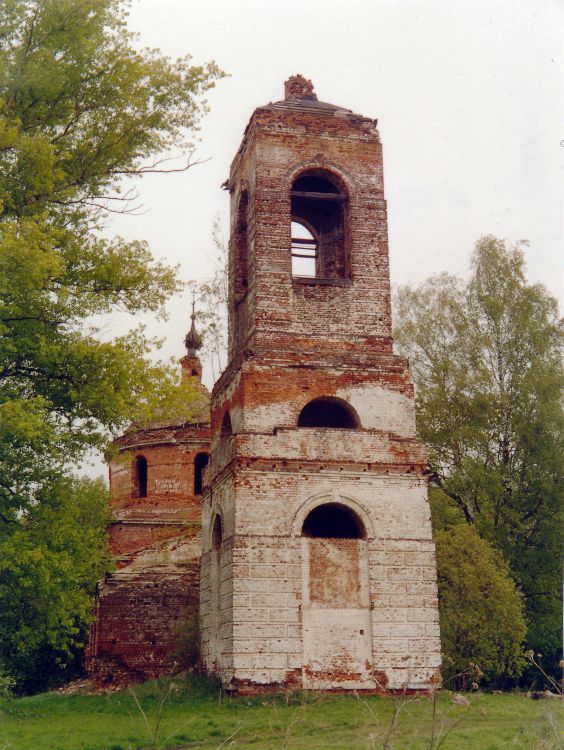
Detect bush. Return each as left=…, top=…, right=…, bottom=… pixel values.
left=172, top=607, right=200, bottom=673
left=435, top=524, right=526, bottom=688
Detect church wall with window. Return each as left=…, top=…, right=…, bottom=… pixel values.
left=87, top=325, right=211, bottom=687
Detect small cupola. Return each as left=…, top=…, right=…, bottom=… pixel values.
left=181, top=300, right=204, bottom=382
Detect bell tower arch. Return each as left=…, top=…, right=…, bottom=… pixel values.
left=200, top=76, right=441, bottom=692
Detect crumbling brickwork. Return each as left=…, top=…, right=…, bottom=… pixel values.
left=200, top=77, right=441, bottom=691
left=87, top=539, right=201, bottom=684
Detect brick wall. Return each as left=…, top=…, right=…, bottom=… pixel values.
left=87, top=539, right=201, bottom=685
left=87, top=412, right=211, bottom=686
left=200, top=78, right=441, bottom=692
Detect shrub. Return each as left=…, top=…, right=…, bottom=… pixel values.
left=172, top=607, right=200, bottom=673
left=435, top=524, right=526, bottom=688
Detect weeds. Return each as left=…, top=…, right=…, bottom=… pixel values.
left=0, top=676, right=558, bottom=749
left=524, top=651, right=563, bottom=750
left=266, top=690, right=310, bottom=749
left=526, top=651, right=563, bottom=696
left=128, top=680, right=178, bottom=750
left=354, top=667, right=483, bottom=750
left=127, top=675, right=243, bottom=750
left=356, top=685, right=410, bottom=750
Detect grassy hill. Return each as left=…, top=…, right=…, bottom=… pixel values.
left=0, top=677, right=561, bottom=749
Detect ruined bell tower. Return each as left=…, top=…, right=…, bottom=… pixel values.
left=200, top=76, right=441, bottom=691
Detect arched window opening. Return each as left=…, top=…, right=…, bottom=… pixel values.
left=233, top=190, right=248, bottom=302
left=291, top=221, right=317, bottom=277
left=302, top=503, right=365, bottom=539
left=133, top=455, right=148, bottom=498
left=212, top=514, right=223, bottom=550
left=221, top=411, right=233, bottom=437
left=298, top=397, right=360, bottom=429
left=194, top=452, right=209, bottom=496
left=291, top=171, right=348, bottom=280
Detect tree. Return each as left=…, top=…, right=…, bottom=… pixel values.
left=394, top=236, right=563, bottom=680
left=0, top=476, right=110, bottom=693
left=0, top=0, right=223, bottom=691
left=188, top=218, right=228, bottom=380
left=435, top=524, right=526, bottom=688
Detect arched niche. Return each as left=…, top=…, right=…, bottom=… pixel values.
left=194, top=452, right=209, bottom=496
left=220, top=411, right=233, bottom=436
left=211, top=513, right=223, bottom=550
left=233, top=189, right=248, bottom=301
left=291, top=493, right=375, bottom=540
left=302, top=502, right=366, bottom=539
left=132, top=455, right=148, bottom=498
left=298, top=397, right=360, bottom=428
left=299, top=498, right=374, bottom=689
left=208, top=511, right=224, bottom=667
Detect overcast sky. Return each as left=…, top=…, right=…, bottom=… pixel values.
left=101, top=0, right=563, bottom=386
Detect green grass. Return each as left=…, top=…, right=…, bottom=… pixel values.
left=0, top=676, right=561, bottom=750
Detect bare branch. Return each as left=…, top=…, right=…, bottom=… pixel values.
left=115, top=154, right=210, bottom=175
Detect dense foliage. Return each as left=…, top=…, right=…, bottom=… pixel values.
left=0, top=477, right=110, bottom=692
left=435, top=524, right=527, bottom=687
left=395, top=236, right=563, bottom=682
left=0, top=0, right=223, bottom=692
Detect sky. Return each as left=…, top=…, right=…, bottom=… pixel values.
left=86, top=0, right=563, bottom=476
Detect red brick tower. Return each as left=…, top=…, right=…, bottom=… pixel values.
left=87, top=314, right=210, bottom=685
left=200, top=76, right=441, bottom=691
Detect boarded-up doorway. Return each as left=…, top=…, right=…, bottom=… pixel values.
left=301, top=503, right=375, bottom=689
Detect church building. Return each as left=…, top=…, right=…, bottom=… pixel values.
left=88, top=76, right=441, bottom=692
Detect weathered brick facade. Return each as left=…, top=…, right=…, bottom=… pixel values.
left=86, top=322, right=211, bottom=686
left=199, top=76, right=441, bottom=691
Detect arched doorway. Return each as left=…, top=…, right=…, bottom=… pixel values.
left=300, top=501, right=375, bottom=689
